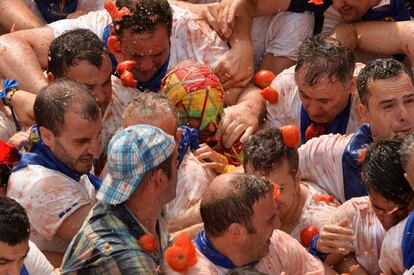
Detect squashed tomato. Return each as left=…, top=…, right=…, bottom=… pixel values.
left=104, top=0, right=131, bottom=21
left=308, top=0, right=324, bottom=5
left=120, top=70, right=137, bottom=88
left=107, top=35, right=123, bottom=56
left=260, top=86, right=278, bottom=104
left=254, top=70, right=276, bottom=89
left=305, top=123, right=325, bottom=141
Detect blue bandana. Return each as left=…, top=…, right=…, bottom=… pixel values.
left=195, top=230, right=258, bottom=270
left=20, top=265, right=29, bottom=275
left=13, top=125, right=101, bottom=190
left=363, top=0, right=412, bottom=21
left=300, top=95, right=352, bottom=144
left=34, top=0, right=78, bottom=23
left=177, top=126, right=200, bottom=166
left=402, top=212, right=414, bottom=269
left=103, top=24, right=169, bottom=92
left=341, top=124, right=372, bottom=200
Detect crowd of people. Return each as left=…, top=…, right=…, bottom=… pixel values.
left=0, top=0, right=414, bottom=274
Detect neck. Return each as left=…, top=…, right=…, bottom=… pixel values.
left=209, top=236, right=252, bottom=267
left=125, top=195, right=163, bottom=236
left=281, top=183, right=309, bottom=231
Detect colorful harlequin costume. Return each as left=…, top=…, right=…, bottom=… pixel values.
left=161, top=60, right=242, bottom=170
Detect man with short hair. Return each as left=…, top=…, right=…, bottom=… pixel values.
left=299, top=58, right=414, bottom=203
left=7, top=78, right=102, bottom=265
left=264, top=35, right=362, bottom=144
left=61, top=124, right=177, bottom=274
left=243, top=128, right=338, bottom=242
left=0, top=196, right=55, bottom=275
left=169, top=173, right=327, bottom=274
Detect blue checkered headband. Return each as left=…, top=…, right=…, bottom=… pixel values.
left=97, top=124, right=175, bottom=205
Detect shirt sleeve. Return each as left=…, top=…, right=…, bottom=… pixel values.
left=10, top=172, right=93, bottom=239
left=24, top=241, right=55, bottom=275
left=298, top=133, right=352, bottom=203
left=263, top=66, right=301, bottom=130
left=48, top=10, right=111, bottom=39
left=263, top=12, right=314, bottom=61
left=257, top=230, right=325, bottom=274
left=380, top=218, right=407, bottom=275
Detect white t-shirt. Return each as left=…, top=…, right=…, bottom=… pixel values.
left=100, top=75, right=138, bottom=151
left=290, top=182, right=339, bottom=242
left=163, top=230, right=324, bottom=274
left=25, top=241, right=55, bottom=275
left=263, top=64, right=362, bottom=140
left=7, top=165, right=96, bottom=253
left=319, top=197, right=386, bottom=275
left=164, top=150, right=216, bottom=223
left=379, top=216, right=407, bottom=275
left=299, top=133, right=353, bottom=203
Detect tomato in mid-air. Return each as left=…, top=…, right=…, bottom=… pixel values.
left=300, top=226, right=319, bottom=247
left=280, top=125, right=300, bottom=148
left=254, top=70, right=276, bottom=89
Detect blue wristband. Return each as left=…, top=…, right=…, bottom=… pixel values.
left=308, top=234, right=328, bottom=261
left=0, top=79, right=20, bottom=106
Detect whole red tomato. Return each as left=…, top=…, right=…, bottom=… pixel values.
left=254, top=70, right=276, bottom=89
left=300, top=226, right=319, bottom=247
left=165, top=246, right=190, bottom=272
left=139, top=234, right=156, bottom=252
left=280, top=125, right=300, bottom=148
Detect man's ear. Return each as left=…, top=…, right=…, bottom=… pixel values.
left=228, top=223, right=244, bottom=238
left=153, top=168, right=168, bottom=190
left=357, top=102, right=369, bottom=124
left=47, top=72, right=56, bottom=84
left=39, top=127, right=55, bottom=149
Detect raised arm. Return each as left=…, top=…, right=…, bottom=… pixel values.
left=0, top=0, right=44, bottom=33
left=331, top=21, right=414, bottom=67
left=0, top=26, right=54, bottom=93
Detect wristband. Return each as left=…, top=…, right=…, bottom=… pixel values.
left=308, top=234, right=328, bottom=261
left=0, top=79, right=20, bottom=106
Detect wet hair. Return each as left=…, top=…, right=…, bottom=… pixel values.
left=48, top=29, right=107, bottom=78
left=34, top=78, right=100, bottom=136
left=400, top=131, right=414, bottom=170
left=243, top=128, right=298, bottom=177
left=123, top=92, right=177, bottom=125
left=357, top=58, right=413, bottom=105
left=362, top=137, right=414, bottom=205
left=0, top=197, right=30, bottom=246
left=201, top=174, right=272, bottom=238
left=113, top=0, right=173, bottom=36
left=295, top=34, right=355, bottom=86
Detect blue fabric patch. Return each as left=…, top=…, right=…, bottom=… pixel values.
left=300, top=95, right=352, bottom=144
left=177, top=127, right=200, bottom=166
left=34, top=0, right=78, bottom=23
left=13, top=125, right=102, bottom=190
left=341, top=124, right=372, bottom=200
left=20, top=265, right=29, bottom=275
left=402, top=211, right=414, bottom=269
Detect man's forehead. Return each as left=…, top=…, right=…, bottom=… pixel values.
left=367, top=73, right=414, bottom=97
